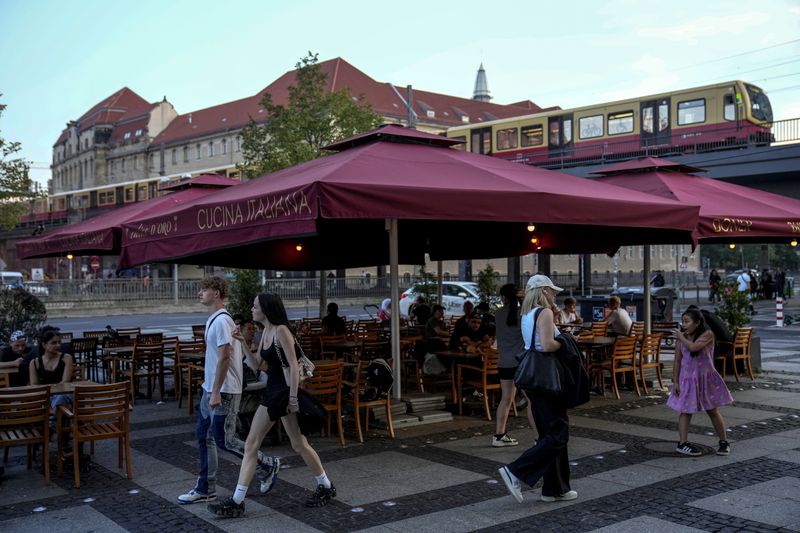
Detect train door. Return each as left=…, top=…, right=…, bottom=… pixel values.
left=469, top=127, right=492, bottom=155
left=640, top=98, right=671, bottom=146
left=547, top=115, right=573, bottom=157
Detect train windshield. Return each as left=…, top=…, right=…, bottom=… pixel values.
left=745, top=84, right=773, bottom=122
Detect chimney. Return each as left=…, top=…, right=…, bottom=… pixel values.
left=188, top=113, right=193, bottom=124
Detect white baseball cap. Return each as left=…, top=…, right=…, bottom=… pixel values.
left=525, top=274, right=563, bottom=293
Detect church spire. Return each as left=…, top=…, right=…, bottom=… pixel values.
left=472, top=63, right=491, bottom=102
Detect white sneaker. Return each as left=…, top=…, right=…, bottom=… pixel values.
left=177, top=488, right=216, bottom=504
left=541, top=490, right=578, bottom=502
left=492, top=434, right=519, bottom=447
left=258, top=456, right=281, bottom=494
left=498, top=466, right=524, bottom=503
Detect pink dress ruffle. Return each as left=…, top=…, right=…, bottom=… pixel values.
left=666, top=342, right=733, bottom=414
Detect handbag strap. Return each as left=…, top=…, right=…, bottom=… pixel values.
left=529, top=307, right=543, bottom=351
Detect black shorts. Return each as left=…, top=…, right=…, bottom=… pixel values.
left=498, top=366, right=517, bottom=380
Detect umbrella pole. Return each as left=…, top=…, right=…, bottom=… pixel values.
left=319, top=270, right=327, bottom=318
left=388, top=218, right=401, bottom=400
left=437, top=261, right=443, bottom=305
left=173, top=264, right=179, bottom=306
left=643, top=245, right=651, bottom=334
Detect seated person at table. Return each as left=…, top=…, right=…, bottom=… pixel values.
left=451, top=301, right=476, bottom=338
left=606, top=296, right=632, bottom=336
left=408, top=296, right=432, bottom=326
left=424, top=304, right=450, bottom=353
left=321, top=302, right=347, bottom=335
left=29, top=327, right=74, bottom=432
left=378, top=298, right=392, bottom=328
left=450, top=312, right=492, bottom=351
left=475, top=301, right=497, bottom=337
left=557, top=297, right=583, bottom=327
left=1, top=330, right=37, bottom=387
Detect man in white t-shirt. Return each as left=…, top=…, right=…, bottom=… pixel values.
left=737, top=271, right=751, bottom=293
left=177, top=277, right=280, bottom=505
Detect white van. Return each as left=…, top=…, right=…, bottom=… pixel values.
left=1, top=271, right=24, bottom=289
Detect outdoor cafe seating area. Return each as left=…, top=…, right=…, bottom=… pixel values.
left=0, top=312, right=757, bottom=489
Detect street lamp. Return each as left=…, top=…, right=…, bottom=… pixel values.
left=66, top=253, right=74, bottom=281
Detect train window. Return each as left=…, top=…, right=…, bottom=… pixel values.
left=745, top=83, right=773, bottom=122
left=521, top=125, right=543, bottom=147
left=549, top=121, right=560, bottom=147
left=724, top=94, right=736, bottom=121
left=562, top=119, right=572, bottom=145
left=678, top=99, right=705, bottom=125
left=450, top=135, right=467, bottom=151
left=578, top=115, right=603, bottom=139
left=658, top=103, right=669, bottom=131
left=642, top=107, right=654, bottom=134
left=607, top=111, right=634, bottom=135
left=496, top=128, right=518, bottom=150
left=125, top=187, right=135, bottom=202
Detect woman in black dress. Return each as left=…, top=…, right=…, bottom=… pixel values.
left=209, top=293, right=335, bottom=518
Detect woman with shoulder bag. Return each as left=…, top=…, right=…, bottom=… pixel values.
left=208, top=293, right=335, bottom=518
left=498, top=275, right=577, bottom=504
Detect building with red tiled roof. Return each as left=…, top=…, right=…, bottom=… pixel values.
left=52, top=57, right=555, bottom=191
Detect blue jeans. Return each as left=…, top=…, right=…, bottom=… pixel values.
left=195, top=389, right=241, bottom=495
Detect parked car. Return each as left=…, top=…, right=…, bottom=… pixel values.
left=1, top=271, right=24, bottom=289
left=399, top=281, right=481, bottom=318
left=24, top=281, right=50, bottom=296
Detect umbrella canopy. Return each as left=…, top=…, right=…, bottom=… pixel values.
left=118, top=125, right=700, bottom=270
left=593, top=157, right=800, bottom=244
left=17, top=175, right=240, bottom=259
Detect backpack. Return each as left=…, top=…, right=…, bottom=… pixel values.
left=361, top=358, right=394, bottom=400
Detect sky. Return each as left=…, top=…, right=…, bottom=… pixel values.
left=1, top=0, right=799, bottom=188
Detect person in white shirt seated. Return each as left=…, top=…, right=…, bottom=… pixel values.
left=556, top=298, right=583, bottom=329
left=606, top=296, right=632, bottom=336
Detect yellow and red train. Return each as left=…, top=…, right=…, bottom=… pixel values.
left=446, top=80, right=773, bottom=165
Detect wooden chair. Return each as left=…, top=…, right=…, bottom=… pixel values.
left=71, top=337, right=99, bottom=381
left=456, top=348, right=515, bottom=421
left=58, top=331, right=73, bottom=342
left=731, top=327, right=755, bottom=381
left=56, top=381, right=132, bottom=488
left=343, top=358, right=395, bottom=443
left=0, top=386, right=51, bottom=482
left=83, top=330, right=108, bottom=343
left=135, top=332, right=163, bottom=345
left=302, top=361, right=345, bottom=447
left=123, top=343, right=165, bottom=402
left=591, top=335, right=639, bottom=400
left=653, top=321, right=679, bottom=347
left=191, top=325, right=206, bottom=341
left=103, top=336, right=135, bottom=383
left=0, top=373, right=10, bottom=388
left=637, top=333, right=664, bottom=394
left=176, top=340, right=205, bottom=413
left=161, top=336, right=179, bottom=399
left=319, top=334, right=351, bottom=360
left=116, top=327, right=141, bottom=337
left=630, top=321, right=645, bottom=339
left=591, top=321, right=609, bottom=337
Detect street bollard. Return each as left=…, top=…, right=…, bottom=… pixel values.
left=777, top=296, right=784, bottom=327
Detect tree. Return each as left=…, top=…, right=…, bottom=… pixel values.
left=0, top=96, right=38, bottom=229
left=228, top=269, right=262, bottom=319
left=238, top=52, right=382, bottom=177
left=476, top=263, right=500, bottom=305
left=0, top=288, right=47, bottom=344
left=714, top=280, right=752, bottom=332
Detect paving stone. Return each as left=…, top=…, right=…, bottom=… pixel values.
left=586, top=515, right=709, bottom=533
left=0, top=505, right=129, bottom=533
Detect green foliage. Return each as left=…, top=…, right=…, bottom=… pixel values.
left=228, top=269, right=262, bottom=319
left=701, top=243, right=799, bottom=272
left=0, top=97, right=40, bottom=229
left=0, top=288, right=47, bottom=343
left=714, top=280, right=752, bottom=332
left=238, top=52, right=382, bottom=177
left=476, top=263, right=499, bottom=304
left=414, top=264, right=439, bottom=305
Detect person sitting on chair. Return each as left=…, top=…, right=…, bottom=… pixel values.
left=606, top=296, right=632, bottom=336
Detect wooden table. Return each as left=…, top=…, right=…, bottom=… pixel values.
left=50, top=380, right=96, bottom=395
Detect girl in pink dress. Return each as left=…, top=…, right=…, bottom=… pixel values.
left=666, top=307, right=734, bottom=457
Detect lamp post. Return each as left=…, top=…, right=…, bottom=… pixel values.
left=67, top=253, right=74, bottom=281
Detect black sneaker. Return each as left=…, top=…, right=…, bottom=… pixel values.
left=207, top=496, right=245, bottom=518
left=305, top=483, right=337, bottom=507
left=676, top=441, right=702, bottom=456
left=717, top=440, right=731, bottom=456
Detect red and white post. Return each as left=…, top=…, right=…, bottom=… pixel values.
left=776, top=296, right=784, bottom=327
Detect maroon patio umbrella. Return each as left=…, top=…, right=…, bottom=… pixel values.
left=592, top=157, right=800, bottom=244
left=17, top=175, right=240, bottom=259
left=117, top=126, right=700, bottom=271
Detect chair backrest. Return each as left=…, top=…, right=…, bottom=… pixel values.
left=136, top=333, right=163, bottom=345
left=630, top=321, right=645, bottom=338
left=116, top=327, right=141, bottom=337
left=0, top=373, right=10, bottom=388
left=482, top=348, right=500, bottom=372
left=104, top=336, right=134, bottom=349
left=0, top=385, right=50, bottom=429
left=302, top=361, right=343, bottom=398
left=161, top=336, right=179, bottom=355
left=58, top=331, right=74, bottom=342
left=612, top=335, right=638, bottom=361
left=591, top=321, right=609, bottom=336
left=133, top=343, right=164, bottom=360
left=71, top=337, right=98, bottom=357
left=733, top=327, right=753, bottom=353
left=73, top=381, right=129, bottom=425
left=639, top=333, right=663, bottom=362
left=83, top=330, right=107, bottom=340
left=320, top=335, right=349, bottom=351
left=361, top=340, right=389, bottom=360
left=177, top=339, right=205, bottom=362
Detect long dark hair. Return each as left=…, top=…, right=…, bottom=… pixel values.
left=38, top=326, right=61, bottom=356
left=500, top=284, right=520, bottom=327
left=682, top=307, right=709, bottom=357
left=256, top=292, right=292, bottom=331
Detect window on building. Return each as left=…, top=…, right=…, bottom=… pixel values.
left=426, top=110, right=435, bottom=118
left=121, top=158, right=126, bottom=172
left=671, top=245, right=677, bottom=257
left=520, top=125, right=543, bottom=147
left=183, top=146, right=189, bottom=163
left=135, top=156, right=140, bottom=170
left=607, top=111, right=634, bottom=135
left=196, top=144, right=201, bottom=159
left=135, top=129, right=143, bottom=136
left=659, top=245, right=664, bottom=258
left=208, top=141, right=214, bottom=157
left=678, top=99, right=706, bottom=125
left=235, top=136, right=242, bottom=152
left=495, top=127, right=518, bottom=150
left=579, top=115, right=603, bottom=139
left=98, top=190, right=116, bottom=205
left=123, top=132, right=131, bottom=140
left=149, top=153, right=155, bottom=170
left=221, top=138, right=228, bottom=154
left=172, top=149, right=177, bottom=165
left=125, top=186, right=135, bottom=202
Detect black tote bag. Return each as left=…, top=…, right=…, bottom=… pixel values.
left=514, top=308, right=564, bottom=397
